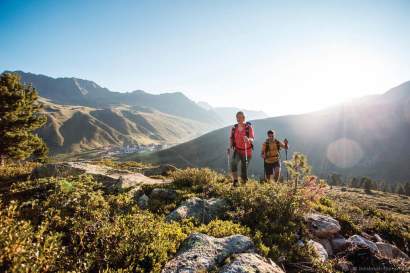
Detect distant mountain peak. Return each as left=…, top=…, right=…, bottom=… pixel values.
left=383, top=80, right=410, bottom=100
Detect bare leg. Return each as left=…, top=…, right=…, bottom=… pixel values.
left=273, top=167, right=281, bottom=182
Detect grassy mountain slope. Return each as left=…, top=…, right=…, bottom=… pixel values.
left=129, top=81, right=410, bottom=182
left=14, top=71, right=223, bottom=125
left=37, top=100, right=211, bottom=154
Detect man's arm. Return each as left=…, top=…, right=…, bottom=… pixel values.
left=244, top=126, right=255, bottom=143
left=261, top=143, right=266, bottom=158
left=278, top=141, right=288, bottom=149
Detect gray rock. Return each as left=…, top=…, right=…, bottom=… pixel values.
left=166, top=197, right=228, bottom=224
left=376, top=242, right=409, bottom=260
left=305, top=213, right=341, bottom=238
left=330, top=234, right=347, bottom=252
left=161, top=233, right=254, bottom=273
left=150, top=188, right=177, bottom=201
left=335, top=260, right=354, bottom=272
left=144, top=164, right=177, bottom=177
left=128, top=186, right=144, bottom=201
left=219, top=253, right=285, bottom=273
left=31, top=162, right=171, bottom=189
left=318, top=238, right=333, bottom=256
left=138, top=194, right=149, bottom=209
left=374, top=234, right=383, bottom=242
left=347, top=235, right=378, bottom=253
left=308, top=240, right=328, bottom=262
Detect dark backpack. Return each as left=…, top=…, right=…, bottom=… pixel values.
left=231, top=122, right=253, bottom=150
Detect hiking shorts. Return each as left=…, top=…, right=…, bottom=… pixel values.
left=264, top=161, right=280, bottom=176
left=231, top=151, right=251, bottom=181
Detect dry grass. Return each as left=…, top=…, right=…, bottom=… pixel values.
left=329, top=186, right=410, bottom=224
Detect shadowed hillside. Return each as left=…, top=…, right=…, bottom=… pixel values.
left=129, top=81, right=410, bottom=183
left=37, top=100, right=211, bottom=154
left=14, top=71, right=223, bottom=125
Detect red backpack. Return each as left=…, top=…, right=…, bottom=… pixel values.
left=230, top=122, right=254, bottom=150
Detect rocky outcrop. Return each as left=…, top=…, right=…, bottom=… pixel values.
left=304, top=213, right=341, bottom=238
left=219, top=253, right=285, bottom=273
left=143, top=164, right=177, bottom=177
left=376, top=242, right=409, bottom=260
left=31, top=162, right=171, bottom=188
left=138, top=194, right=149, bottom=209
left=150, top=188, right=177, bottom=201
left=161, top=233, right=254, bottom=273
left=330, top=234, right=347, bottom=252
left=166, top=197, right=228, bottom=224
left=347, top=235, right=379, bottom=254
left=308, top=240, right=328, bottom=262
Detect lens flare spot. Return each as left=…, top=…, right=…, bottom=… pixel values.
left=326, top=138, right=363, bottom=168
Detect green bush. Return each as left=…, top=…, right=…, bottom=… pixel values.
left=0, top=202, right=64, bottom=272
left=195, top=219, right=251, bottom=238
left=171, top=167, right=226, bottom=192
left=0, top=174, right=190, bottom=272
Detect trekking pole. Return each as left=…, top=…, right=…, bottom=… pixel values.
left=284, top=138, right=289, bottom=182
left=244, top=141, right=248, bottom=165
left=227, top=148, right=231, bottom=175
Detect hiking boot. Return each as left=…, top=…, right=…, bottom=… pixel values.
left=233, top=180, right=239, bottom=187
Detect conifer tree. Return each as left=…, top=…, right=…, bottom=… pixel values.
left=0, top=72, right=48, bottom=164
left=362, top=177, right=373, bottom=194
left=404, top=182, right=410, bottom=196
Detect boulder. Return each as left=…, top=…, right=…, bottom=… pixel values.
left=144, top=164, right=177, bottom=177
left=376, top=242, right=409, bottom=260
left=138, top=194, right=149, bottom=209
left=128, top=186, right=144, bottom=201
left=330, top=234, right=348, bottom=253
left=334, top=260, right=355, bottom=272
left=374, top=234, right=383, bottom=242
left=161, top=233, right=254, bottom=273
left=317, top=238, right=333, bottom=256
left=304, top=213, right=341, bottom=238
left=347, top=235, right=378, bottom=253
left=308, top=240, right=328, bottom=262
left=219, top=253, right=285, bottom=273
left=150, top=188, right=177, bottom=201
left=166, top=197, right=228, bottom=224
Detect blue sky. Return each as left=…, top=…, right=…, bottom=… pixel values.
left=1, top=0, right=409, bottom=116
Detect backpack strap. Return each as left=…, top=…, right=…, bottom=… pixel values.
left=245, top=122, right=254, bottom=150
left=265, top=139, right=270, bottom=154
left=230, top=124, right=238, bottom=148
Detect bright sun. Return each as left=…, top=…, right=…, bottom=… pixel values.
left=256, top=44, right=391, bottom=116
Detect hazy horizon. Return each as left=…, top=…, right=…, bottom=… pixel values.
left=1, top=0, right=409, bottom=116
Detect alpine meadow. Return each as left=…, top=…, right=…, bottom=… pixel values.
left=1, top=1, right=410, bottom=273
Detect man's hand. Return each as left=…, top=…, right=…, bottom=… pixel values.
left=243, top=136, right=253, bottom=143
left=284, top=138, right=289, bottom=150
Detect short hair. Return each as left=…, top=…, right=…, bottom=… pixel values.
left=236, top=111, right=245, bottom=118
left=267, top=130, right=275, bottom=135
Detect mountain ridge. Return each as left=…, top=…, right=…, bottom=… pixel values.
left=129, top=81, right=410, bottom=183
left=10, top=71, right=223, bottom=125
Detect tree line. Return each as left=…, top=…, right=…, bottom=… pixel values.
left=328, top=173, right=410, bottom=196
